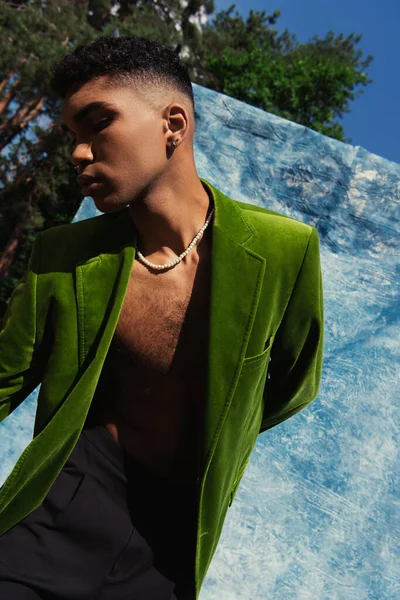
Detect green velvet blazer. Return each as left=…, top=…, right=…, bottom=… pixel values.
left=0, top=178, right=324, bottom=597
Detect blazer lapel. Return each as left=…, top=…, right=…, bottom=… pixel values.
left=200, top=180, right=266, bottom=467
left=75, top=207, right=137, bottom=370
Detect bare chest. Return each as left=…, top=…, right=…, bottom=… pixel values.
left=112, top=268, right=207, bottom=374
left=97, top=255, right=211, bottom=483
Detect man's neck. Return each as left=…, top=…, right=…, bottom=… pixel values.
left=128, top=176, right=213, bottom=262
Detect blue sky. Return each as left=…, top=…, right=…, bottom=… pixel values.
left=212, top=0, right=400, bottom=166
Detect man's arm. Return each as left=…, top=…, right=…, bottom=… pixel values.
left=260, top=226, right=324, bottom=433
left=0, top=233, right=43, bottom=424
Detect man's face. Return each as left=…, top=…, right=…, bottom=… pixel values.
left=61, top=76, right=178, bottom=212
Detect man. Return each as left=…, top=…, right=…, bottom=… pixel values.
left=0, top=35, right=324, bottom=600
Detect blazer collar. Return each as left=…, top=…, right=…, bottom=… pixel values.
left=204, top=178, right=257, bottom=246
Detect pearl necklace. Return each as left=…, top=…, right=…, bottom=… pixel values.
left=136, top=207, right=215, bottom=271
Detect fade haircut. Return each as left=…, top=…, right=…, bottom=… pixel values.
left=50, top=35, right=195, bottom=119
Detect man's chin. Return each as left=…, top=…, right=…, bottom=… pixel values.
left=89, top=192, right=128, bottom=213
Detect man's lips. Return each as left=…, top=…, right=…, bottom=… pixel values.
left=77, top=174, right=105, bottom=193
left=77, top=174, right=101, bottom=185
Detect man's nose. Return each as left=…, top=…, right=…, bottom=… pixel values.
left=71, top=142, right=94, bottom=168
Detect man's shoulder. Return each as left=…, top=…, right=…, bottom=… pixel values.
left=39, top=212, right=110, bottom=242
left=234, top=198, right=311, bottom=234
left=35, top=211, right=116, bottom=270
left=231, top=197, right=314, bottom=257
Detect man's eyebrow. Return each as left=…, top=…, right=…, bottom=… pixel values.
left=61, top=101, right=117, bottom=132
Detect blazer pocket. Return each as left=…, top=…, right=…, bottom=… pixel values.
left=241, top=337, right=273, bottom=373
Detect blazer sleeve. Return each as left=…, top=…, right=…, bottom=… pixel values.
left=260, top=226, right=324, bottom=433
left=0, top=233, right=44, bottom=424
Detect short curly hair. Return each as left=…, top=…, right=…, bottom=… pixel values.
left=50, top=35, right=195, bottom=117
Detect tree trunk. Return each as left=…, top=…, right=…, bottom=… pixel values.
left=0, top=71, right=15, bottom=95
left=0, top=95, right=44, bottom=153
left=0, top=76, right=21, bottom=116
left=0, top=221, right=24, bottom=278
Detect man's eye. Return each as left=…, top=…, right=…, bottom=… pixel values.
left=93, top=118, right=111, bottom=132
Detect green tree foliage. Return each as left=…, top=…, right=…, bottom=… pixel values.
left=0, top=0, right=373, bottom=316
left=199, top=6, right=372, bottom=139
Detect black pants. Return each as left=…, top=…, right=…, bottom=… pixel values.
left=0, top=424, right=198, bottom=599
